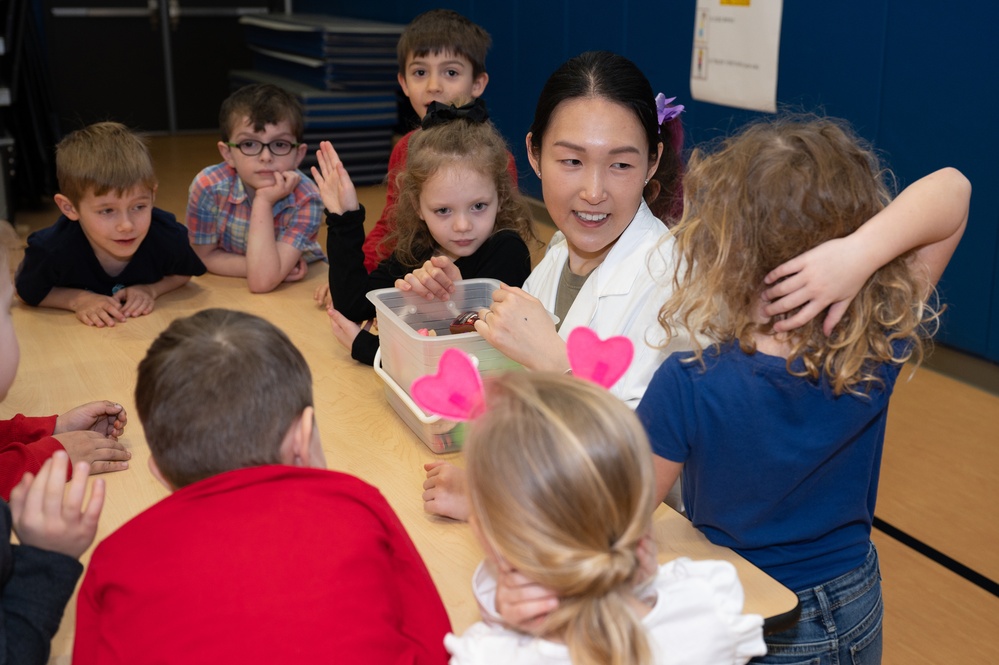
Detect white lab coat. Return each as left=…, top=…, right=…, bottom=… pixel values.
left=524, top=201, right=689, bottom=408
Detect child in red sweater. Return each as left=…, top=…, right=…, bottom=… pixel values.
left=73, top=308, right=451, bottom=665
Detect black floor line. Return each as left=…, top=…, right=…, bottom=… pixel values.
left=873, top=517, right=999, bottom=597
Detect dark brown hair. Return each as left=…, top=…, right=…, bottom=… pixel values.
left=528, top=51, right=684, bottom=224
left=219, top=83, right=304, bottom=142
left=397, top=9, right=491, bottom=78
left=135, top=309, right=313, bottom=488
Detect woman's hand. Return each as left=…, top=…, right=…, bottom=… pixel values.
left=474, top=285, right=568, bottom=372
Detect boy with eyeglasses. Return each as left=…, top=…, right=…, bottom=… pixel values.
left=15, top=122, right=205, bottom=326
left=187, top=83, right=325, bottom=292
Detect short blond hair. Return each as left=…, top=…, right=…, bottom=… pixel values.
left=56, top=121, right=157, bottom=206
left=466, top=372, right=656, bottom=665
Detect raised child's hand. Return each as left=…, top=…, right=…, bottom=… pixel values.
left=422, top=461, right=471, bottom=521
left=52, top=430, right=130, bottom=475
left=311, top=141, right=359, bottom=215
left=116, top=285, right=156, bottom=318
left=8, top=451, right=105, bottom=559
left=255, top=170, right=302, bottom=207
left=762, top=235, right=872, bottom=335
left=55, top=401, right=127, bottom=440
left=73, top=292, right=127, bottom=328
left=395, top=256, right=463, bottom=301
left=327, top=306, right=361, bottom=352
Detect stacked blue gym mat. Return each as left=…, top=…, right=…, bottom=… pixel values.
left=232, top=14, right=407, bottom=185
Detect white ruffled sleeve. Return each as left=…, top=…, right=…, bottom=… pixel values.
left=650, top=558, right=768, bottom=664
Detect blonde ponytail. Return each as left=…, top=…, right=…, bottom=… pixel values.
left=466, top=372, right=657, bottom=665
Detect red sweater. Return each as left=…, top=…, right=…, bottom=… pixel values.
left=74, top=464, right=452, bottom=665
left=0, top=415, right=65, bottom=501
left=361, top=128, right=520, bottom=272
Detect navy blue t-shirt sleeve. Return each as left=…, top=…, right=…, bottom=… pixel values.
left=14, top=236, right=58, bottom=306
left=146, top=209, right=206, bottom=277
left=636, top=355, right=696, bottom=464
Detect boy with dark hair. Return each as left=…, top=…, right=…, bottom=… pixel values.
left=72, top=309, right=451, bottom=664
left=188, top=84, right=326, bottom=293
left=15, top=122, right=205, bottom=327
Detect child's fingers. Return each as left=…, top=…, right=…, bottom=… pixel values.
left=762, top=289, right=810, bottom=317
left=64, top=460, right=92, bottom=516
left=764, top=257, right=805, bottom=285
left=7, top=472, right=33, bottom=522
left=822, top=301, right=850, bottom=336
left=771, top=302, right=824, bottom=333
left=424, top=461, right=447, bottom=472
left=81, top=477, right=106, bottom=529
left=39, top=454, right=65, bottom=518
left=322, top=140, right=343, bottom=164
left=761, top=272, right=807, bottom=302
left=394, top=278, right=412, bottom=291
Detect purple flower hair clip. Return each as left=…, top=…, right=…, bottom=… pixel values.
left=655, top=93, right=685, bottom=125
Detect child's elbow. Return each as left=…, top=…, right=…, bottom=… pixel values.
left=246, top=277, right=280, bottom=294
left=939, top=167, right=972, bottom=202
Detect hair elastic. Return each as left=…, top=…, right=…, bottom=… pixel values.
left=421, top=98, right=490, bottom=130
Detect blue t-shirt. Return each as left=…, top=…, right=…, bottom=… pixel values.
left=637, top=340, right=905, bottom=591
left=15, top=208, right=206, bottom=306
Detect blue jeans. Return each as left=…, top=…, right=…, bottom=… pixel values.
left=752, top=543, right=883, bottom=665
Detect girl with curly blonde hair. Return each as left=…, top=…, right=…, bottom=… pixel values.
left=639, top=115, right=969, bottom=663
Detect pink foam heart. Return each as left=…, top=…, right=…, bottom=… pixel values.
left=410, top=348, right=485, bottom=421
left=566, top=327, right=634, bottom=389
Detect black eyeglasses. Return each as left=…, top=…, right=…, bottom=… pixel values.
left=225, top=139, right=301, bottom=156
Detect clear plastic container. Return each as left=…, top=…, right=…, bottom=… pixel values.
left=366, top=278, right=521, bottom=397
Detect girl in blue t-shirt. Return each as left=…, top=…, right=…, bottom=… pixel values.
left=639, top=115, right=969, bottom=663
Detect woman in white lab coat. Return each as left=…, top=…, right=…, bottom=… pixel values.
left=418, top=51, right=687, bottom=520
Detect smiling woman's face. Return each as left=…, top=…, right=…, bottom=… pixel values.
left=528, top=96, right=659, bottom=276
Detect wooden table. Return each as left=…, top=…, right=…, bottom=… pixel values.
left=3, top=267, right=798, bottom=663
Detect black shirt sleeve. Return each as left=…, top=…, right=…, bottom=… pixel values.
left=326, top=205, right=407, bottom=322
left=453, top=229, right=532, bottom=287
left=0, top=501, right=83, bottom=665
left=350, top=330, right=381, bottom=366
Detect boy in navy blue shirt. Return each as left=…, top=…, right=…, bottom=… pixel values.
left=16, top=122, right=205, bottom=327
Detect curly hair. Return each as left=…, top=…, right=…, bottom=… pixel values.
left=466, top=372, right=656, bottom=665
left=659, top=115, right=938, bottom=395
left=386, top=113, right=537, bottom=268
